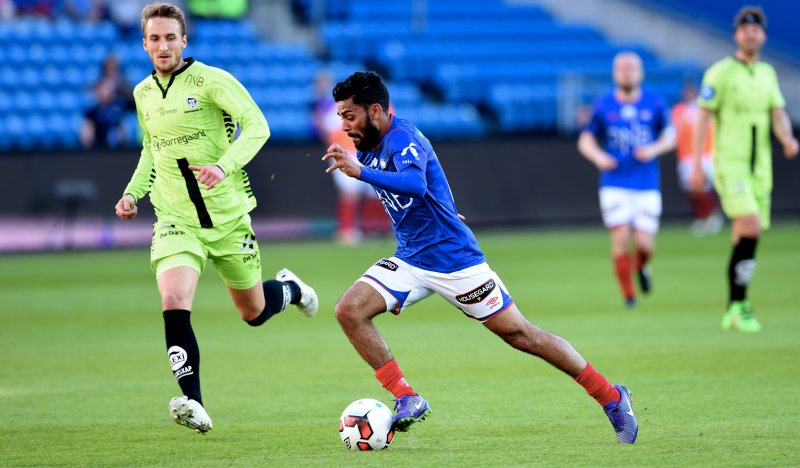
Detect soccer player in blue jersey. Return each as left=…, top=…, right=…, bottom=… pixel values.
left=578, top=52, right=676, bottom=308
left=323, top=71, right=638, bottom=443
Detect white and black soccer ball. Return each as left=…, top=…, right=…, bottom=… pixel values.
left=338, top=398, right=394, bottom=451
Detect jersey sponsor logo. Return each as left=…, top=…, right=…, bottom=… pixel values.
left=376, top=259, right=399, bottom=271
left=136, top=84, right=153, bottom=100
left=401, top=143, right=420, bottom=160
left=151, top=130, right=207, bottom=151
left=376, top=189, right=413, bottom=214
left=155, top=105, right=178, bottom=117
left=456, top=279, right=496, bottom=304
left=184, top=73, right=205, bottom=87
left=607, top=123, right=653, bottom=155
left=700, top=85, right=715, bottom=100
left=158, top=228, right=185, bottom=239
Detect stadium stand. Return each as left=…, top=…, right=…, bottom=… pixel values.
left=638, top=0, right=800, bottom=67
left=0, top=0, right=701, bottom=151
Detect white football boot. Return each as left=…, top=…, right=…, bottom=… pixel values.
left=276, top=268, right=318, bottom=318
left=169, top=396, right=213, bottom=434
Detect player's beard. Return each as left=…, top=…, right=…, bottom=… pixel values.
left=154, top=52, right=182, bottom=76
left=354, top=118, right=382, bottom=151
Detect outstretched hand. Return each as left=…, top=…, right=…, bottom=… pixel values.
left=323, top=144, right=362, bottom=178
left=189, top=165, right=226, bottom=189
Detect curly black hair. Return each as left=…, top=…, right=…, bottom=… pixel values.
left=332, top=71, right=390, bottom=113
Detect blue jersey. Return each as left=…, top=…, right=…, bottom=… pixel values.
left=585, top=90, right=672, bottom=190
left=357, top=117, right=485, bottom=273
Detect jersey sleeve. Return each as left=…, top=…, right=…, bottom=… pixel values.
left=655, top=94, right=675, bottom=138
left=698, top=63, right=724, bottom=112
left=387, top=129, right=428, bottom=173
left=209, top=69, right=269, bottom=176
left=584, top=99, right=605, bottom=137
left=768, top=65, right=786, bottom=109
left=123, top=99, right=155, bottom=202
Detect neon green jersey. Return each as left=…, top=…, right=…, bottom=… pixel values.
left=698, top=57, right=784, bottom=172
left=124, top=58, right=269, bottom=228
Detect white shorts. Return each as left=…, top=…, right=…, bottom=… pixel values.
left=599, top=187, right=662, bottom=234
left=677, top=157, right=713, bottom=192
left=357, top=257, right=514, bottom=322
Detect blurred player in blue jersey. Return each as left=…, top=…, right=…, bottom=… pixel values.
left=323, top=71, right=638, bottom=443
left=578, top=52, right=676, bottom=308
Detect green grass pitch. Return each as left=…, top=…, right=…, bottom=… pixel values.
left=1, top=224, right=798, bottom=466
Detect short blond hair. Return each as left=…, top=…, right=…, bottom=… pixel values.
left=141, top=2, right=187, bottom=37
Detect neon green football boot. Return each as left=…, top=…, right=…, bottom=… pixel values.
left=721, top=301, right=742, bottom=331
left=736, top=300, right=762, bottom=333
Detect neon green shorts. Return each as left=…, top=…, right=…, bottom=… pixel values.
left=150, top=214, right=262, bottom=289
left=713, top=169, right=771, bottom=230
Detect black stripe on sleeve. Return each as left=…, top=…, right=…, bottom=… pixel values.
left=750, top=126, right=757, bottom=174
left=176, top=158, right=214, bottom=228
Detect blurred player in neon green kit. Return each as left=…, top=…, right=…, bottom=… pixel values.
left=114, top=2, right=318, bottom=433
left=692, top=6, right=798, bottom=332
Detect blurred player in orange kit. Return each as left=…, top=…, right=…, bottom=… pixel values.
left=313, top=71, right=389, bottom=245
left=672, top=83, right=722, bottom=236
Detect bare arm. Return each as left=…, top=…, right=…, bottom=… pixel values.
left=688, top=108, right=714, bottom=192
left=634, top=128, right=676, bottom=162
left=771, top=107, right=799, bottom=159
left=577, top=131, right=617, bottom=171
left=693, top=108, right=714, bottom=167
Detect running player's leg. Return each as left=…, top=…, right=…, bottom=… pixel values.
left=483, top=306, right=637, bottom=443
left=609, top=225, right=635, bottom=306
left=433, top=263, right=636, bottom=443
left=725, top=213, right=761, bottom=331
left=157, top=263, right=213, bottom=434
left=151, top=221, right=212, bottom=433
left=715, top=172, right=762, bottom=331
left=211, top=215, right=316, bottom=325
left=336, top=258, right=433, bottom=431
left=633, top=230, right=654, bottom=295
left=601, top=188, right=636, bottom=307
left=631, top=190, right=661, bottom=295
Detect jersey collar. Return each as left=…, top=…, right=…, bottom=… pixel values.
left=150, top=57, right=196, bottom=99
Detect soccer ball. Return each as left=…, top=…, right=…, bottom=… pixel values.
left=338, top=398, right=395, bottom=451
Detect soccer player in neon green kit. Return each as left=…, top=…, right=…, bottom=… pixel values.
left=114, top=2, right=318, bottom=433
left=692, top=6, right=798, bottom=332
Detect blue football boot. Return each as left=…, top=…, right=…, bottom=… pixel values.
left=603, top=385, right=638, bottom=443
left=392, top=394, right=431, bottom=432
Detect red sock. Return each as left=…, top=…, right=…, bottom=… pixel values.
left=375, top=359, right=416, bottom=398
left=574, top=363, right=620, bottom=407
left=635, top=250, right=651, bottom=271
left=691, top=191, right=717, bottom=219
left=613, top=254, right=635, bottom=300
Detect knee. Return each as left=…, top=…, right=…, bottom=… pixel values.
left=239, top=305, right=262, bottom=322
left=334, top=295, right=362, bottom=326
left=161, top=292, right=192, bottom=311
left=500, top=325, right=546, bottom=354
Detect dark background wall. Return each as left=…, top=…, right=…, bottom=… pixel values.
left=2, top=138, right=798, bottom=225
